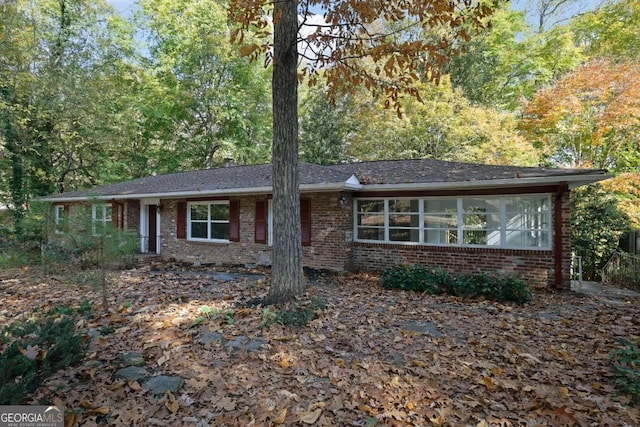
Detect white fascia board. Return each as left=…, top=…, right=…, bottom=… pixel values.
left=41, top=179, right=364, bottom=203
left=357, top=174, right=611, bottom=192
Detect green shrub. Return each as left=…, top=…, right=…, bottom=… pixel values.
left=381, top=264, right=449, bottom=295
left=497, top=275, right=532, bottom=304
left=381, top=265, right=531, bottom=304
left=0, top=312, right=87, bottom=404
left=610, top=339, right=640, bottom=403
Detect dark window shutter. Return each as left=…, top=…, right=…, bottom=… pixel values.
left=176, top=202, right=187, bottom=239
left=301, top=199, right=311, bottom=247
left=229, top=200, right=240, bottom=242
left=255, top=200, right=267, bottom=244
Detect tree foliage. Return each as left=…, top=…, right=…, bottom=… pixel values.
left=449, top=3, right=581, bottom=110
left=571, top=184, right=630, bottom=281
left=345, top=78, right=538, bottom=165
left=521, top=59, right=640, bottom=171
left=136, top=0, right=272, bottom=171
left=570, top=0, right=640, bottom=62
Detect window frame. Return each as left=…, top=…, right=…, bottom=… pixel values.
left=187, top=201, right=230, bottom=243
left=354, top=194, right=552, bottom=250
left=53, top=205, right=66, bottom=234
left=91, top=204, right=113, bottom=236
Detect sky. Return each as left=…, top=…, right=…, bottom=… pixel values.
left=107, top=0, right=605, bottom=25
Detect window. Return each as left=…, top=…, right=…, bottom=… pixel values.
left=54, top=205, right=66, bottom=234
left=354, top=195, right=552, bottom=249
left=187, top=201, right=229, bottom=242
left=462, top=197, right=501, bottom=246
left=504, top=196, right=550, bottom=248
left=92, top=204, right=113, bottom=235
left=424, top=198, right=458, bottom=244
left=356, top=200, right=385, bottom=241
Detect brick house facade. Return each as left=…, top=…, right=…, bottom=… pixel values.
left=43, top=160, right=607, bottom=289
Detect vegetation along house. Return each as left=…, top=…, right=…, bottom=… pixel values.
left=42, top=159, right=608, bottom=289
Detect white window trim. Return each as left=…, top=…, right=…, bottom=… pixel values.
left=91, top=204, right=112, bottom=236
left=54, top=205, right=65, bottom=234
left=187, top=201, right=230, bottom=243
left=354, top=194, right=552, bottom=250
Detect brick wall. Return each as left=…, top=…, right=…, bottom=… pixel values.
left=125, top=200, right=140, bottom=233
left=156, top=193, right=353, bottom=270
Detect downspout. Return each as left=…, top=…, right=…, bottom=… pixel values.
left=554, top=182, right=569, bottom=289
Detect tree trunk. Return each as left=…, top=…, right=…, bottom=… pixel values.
left=1, top=98, right=25, bottom=236
left=268, top=0, right=305, bottom=302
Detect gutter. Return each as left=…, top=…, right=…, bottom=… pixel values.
left=39, top=177, right=364, bottom=203
left=357, top=174, right=610, bottom=192
left=38, top=173, right=608, bottom=203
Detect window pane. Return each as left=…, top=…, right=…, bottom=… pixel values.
left=505, top=196, right=549, bottom=213
left=425, top=213, right=457, bottom=229
left=389, top=199, right=418, bottom=213
left=425, top=198, right=457, bottom=213
left=389, top=228, right=420, bottom=242
left=211, top=223, right=229, bottom=240
left=105, top=206, right=113, bottom=221
left=210, top=204, right=229, bottom=220
left=191, top=222, right=207, bottom=239
left=506, top=230, right=549, bottom=247
left=463, top=229, right=501, bottom=245
left=358, top=227, right=384, bottom=241
left=190, top=204, right=208, bottom=220
left=357, top=200, right=384, bottom=213
left=389, top=213, right=419, bottom=228
left=425, top=229, right=457, bottom=244
left=505, top=213, right=548, bottom=229
left=358, top=214, right=384, bottom=227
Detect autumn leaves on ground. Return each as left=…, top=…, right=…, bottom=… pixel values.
left=1, top=264, right=638, bottom=426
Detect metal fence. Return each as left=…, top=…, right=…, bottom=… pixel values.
left=602, top=251, right=640, bottom=290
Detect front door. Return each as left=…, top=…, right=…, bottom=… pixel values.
left=147, top=205, right=157, bottom=254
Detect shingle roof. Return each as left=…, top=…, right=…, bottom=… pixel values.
left=329, top=159, right=604, bottom=184
left=41, top=159, right=607, bottom=201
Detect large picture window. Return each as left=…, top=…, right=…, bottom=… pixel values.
left=188, top=201, right=229, bottom=242
left=355, top=195, right=551, bottom=249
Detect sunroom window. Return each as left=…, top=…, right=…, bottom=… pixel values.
left=354, top=195, right=552, bottom=250
left=188, top=201, right=229, bottom=242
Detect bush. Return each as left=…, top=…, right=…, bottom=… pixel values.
left=381, top=264, right=531, bottom=304
left=381, top=264, right=449, bottom=295
left=0, top=311, right=87, bottom=404
left=610, top=339, right=640, bottom=403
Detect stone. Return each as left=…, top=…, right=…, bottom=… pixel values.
left=403, top=321, right=443, bottom=338
left=199, top=332, right=224, bottom=344
left=224, top=335, right=264, bottom=352
left=121, top=352, right=145, bottom=366
left=113, top=366, right=149, bottom=381
left=144, top=375, right=184, bottom=395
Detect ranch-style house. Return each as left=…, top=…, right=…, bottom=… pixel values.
left=42, top=159, right=609, bottom=289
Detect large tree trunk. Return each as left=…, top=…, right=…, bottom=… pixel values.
left=268, top=0, right=305, bottom=302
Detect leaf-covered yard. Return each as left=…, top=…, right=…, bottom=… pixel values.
left=1, top=264, right=638, bottom=426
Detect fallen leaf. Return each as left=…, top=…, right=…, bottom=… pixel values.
left=128, top=380, right=142, bottom=391
left=164, top=391, right=179, bottom=414
left=298, top=409, right=322, bottom=424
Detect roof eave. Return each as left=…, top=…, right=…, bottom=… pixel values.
left=39, top=179, right=363, bottom=203
left=357, top=174, right=611, bottom=192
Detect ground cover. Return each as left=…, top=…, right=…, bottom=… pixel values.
left=0, top=264, right=638, bottom=426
